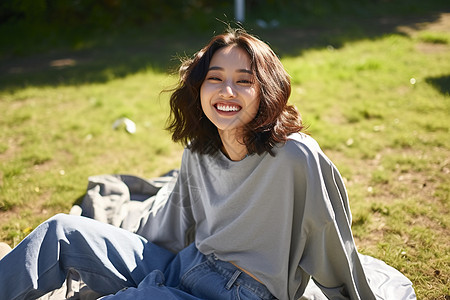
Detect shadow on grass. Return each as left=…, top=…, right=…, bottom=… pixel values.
left=0, top=33, right=207, bottom=91
left=425, top=74, right=450, bottom=95
left=0, top=10, right=447, bottom=92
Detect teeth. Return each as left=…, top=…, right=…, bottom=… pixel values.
left=216, top=104, right=240, bottom=112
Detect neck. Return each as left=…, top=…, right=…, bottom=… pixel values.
left=218, top=129, right=248, bottom=161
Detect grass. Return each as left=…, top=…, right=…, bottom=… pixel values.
left=1, top=9, right=449, bottom=300
left=417, top=31, right=450, bottom=44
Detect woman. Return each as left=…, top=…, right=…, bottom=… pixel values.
left=0, top=28, right=415, bottom=300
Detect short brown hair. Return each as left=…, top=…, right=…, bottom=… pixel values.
left=166, top=28, right=304, bottom=156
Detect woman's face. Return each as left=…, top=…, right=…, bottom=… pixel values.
left=200, top=45, right=260, bottom=136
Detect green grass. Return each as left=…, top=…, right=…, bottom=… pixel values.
left=417, top=31, right=450, bottom=44
left=1, top=11, right=449, bottom=299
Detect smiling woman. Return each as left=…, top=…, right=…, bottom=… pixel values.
left=167, top=29, right=303, bottom=159
left=0, top=28, right=416, bottom=300
left=200, top=45, right=260, bottom=160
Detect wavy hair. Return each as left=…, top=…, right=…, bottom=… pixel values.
left=166, top=28, right=304, bottom=156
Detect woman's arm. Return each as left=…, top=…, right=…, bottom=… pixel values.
left=289, top=135, right=376, bottom=299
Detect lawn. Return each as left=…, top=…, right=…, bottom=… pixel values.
left=0, top=8, right=449, bottom=300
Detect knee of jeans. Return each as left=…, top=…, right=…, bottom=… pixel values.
left=46, top=213, right=77, bottom=231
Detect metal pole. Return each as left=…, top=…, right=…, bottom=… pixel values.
left=235, top=0, right=245, bottom=23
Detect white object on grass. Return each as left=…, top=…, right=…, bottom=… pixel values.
left=112, top=118, right=136, bottom=134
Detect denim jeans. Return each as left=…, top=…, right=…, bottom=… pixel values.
left=0, top=214, right=275, bottom=300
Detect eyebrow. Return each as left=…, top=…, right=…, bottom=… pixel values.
left=208, top=66, right=253, bottom=74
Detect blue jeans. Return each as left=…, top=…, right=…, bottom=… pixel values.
left=0, top=214, right=275, bottom=300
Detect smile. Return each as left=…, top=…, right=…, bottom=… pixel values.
left=215, top=103, right=241, bottom=112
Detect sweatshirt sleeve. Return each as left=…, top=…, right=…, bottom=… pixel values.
left=135, top=150, right=196, bottom=253
left=292, top=138, right=376, bottom=300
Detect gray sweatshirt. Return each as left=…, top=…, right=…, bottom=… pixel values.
left=136, top=133, right=377, bottom=299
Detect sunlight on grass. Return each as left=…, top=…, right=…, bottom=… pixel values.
left=0, top=69, right=182, bottom=216
left=416, top=31, right=449, bottom=44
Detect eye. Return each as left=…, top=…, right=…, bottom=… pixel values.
left=237, top=79, right=253, bottom=85
left=208, top=77, right=222, bottom=81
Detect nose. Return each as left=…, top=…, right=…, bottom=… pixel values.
left=219, top=83, right=236, bottom=98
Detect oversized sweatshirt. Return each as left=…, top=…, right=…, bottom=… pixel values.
left=135, top=133, right=379, bottom=299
